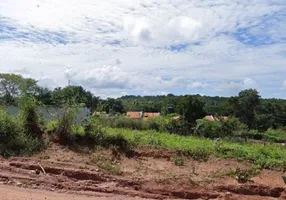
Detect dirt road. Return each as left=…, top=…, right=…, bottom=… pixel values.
left=0, top=185, right=147, bottom=200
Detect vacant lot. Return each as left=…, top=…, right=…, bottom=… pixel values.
left=1, top=143, right=286, bottom=200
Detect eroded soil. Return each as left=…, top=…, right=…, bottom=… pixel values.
left=0, top=144, right=285, bottom=200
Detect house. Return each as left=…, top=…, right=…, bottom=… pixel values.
left=92, top=111, right=107, bottom=116
left=142, top=112, right=160, bottom=120
left=126, top=111, right=143, bottom=119
left=204, top=115, right=228, bottom=121
left=126, top=111, right=160, bottom=120
left=172, top=116, right=181, bottom=120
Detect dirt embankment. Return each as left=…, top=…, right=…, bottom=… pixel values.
left=0, top=144, right=285, bottom=200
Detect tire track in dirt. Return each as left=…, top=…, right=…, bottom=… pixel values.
left=1, top=145, right=286, bottom=200
left=0, top=159, right=284, bottom=199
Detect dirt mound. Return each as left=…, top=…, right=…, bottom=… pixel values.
left=0, top=144, right=285, bottom=199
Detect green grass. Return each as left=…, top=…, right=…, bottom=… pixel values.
left=263, top=128, right=286, bottom=143
left=105, top=128, right=286, bottom=170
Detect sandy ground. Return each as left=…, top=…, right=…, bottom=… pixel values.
left=0, top=184, right=148, bottom=200
left=0, top=144, right=285, bottom=200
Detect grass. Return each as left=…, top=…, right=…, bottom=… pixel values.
left=105, top=128, right=286, bottom=170
left=263, top=128, right=286, bottom=143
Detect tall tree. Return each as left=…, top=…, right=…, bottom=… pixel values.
left=102, top=98, right=124, bottom=114
left=175, top=95, right=206, bottom=125
left=229, top=89, right=260, bottom=128
left=0, top=73, right=39, bottom=104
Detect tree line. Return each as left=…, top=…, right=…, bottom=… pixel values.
left=1, top=73, right=286, bottom=131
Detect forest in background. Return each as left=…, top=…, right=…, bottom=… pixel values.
left=1, top=73, right=286, bottom=133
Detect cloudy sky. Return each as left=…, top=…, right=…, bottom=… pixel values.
left=0, top=0, right=285, bottom=98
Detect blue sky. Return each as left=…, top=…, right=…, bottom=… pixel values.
left=0, top=0, right=285, bottom=98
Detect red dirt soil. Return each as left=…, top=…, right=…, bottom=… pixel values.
left=0, top=144, right=285, bottom=200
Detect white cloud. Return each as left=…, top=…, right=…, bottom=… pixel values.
left=65, top=65, right=132, bottom=89
left=282, top=81, right=286, bottom=90
left=188, top=82, right=210, bottom=89
left=215, top=78, right=257, bottom=92
left=0, top=0, right=285, bottom=98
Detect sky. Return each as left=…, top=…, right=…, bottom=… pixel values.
left=0, top=0, right=285, bottom=99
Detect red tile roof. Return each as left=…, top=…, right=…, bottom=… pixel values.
left=126, top=111, right=142, bottom=119
left=143, top=112, right=160, bottom=120
left=204, top=115, right=228, bottom=121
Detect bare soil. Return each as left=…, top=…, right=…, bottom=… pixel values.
left=0, top=144, right=285, bottom=200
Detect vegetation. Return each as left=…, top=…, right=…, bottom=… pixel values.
left=0, top=101, right=43, bottom=157
left=103, top=128, right=286, bottom=170
left=227, top=166, right=261, bottom=183
left=89, top=150, right=122, bottom=175
left=1, top=72, right=286, bottom=176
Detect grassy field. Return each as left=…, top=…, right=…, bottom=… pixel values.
left=105, top=128, right=286, bottom=170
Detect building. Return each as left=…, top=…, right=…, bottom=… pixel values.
left=126, top=111, right=143, bottom=119
left=204, top=115, right=228, bottom=121
left=92, top=111, right=107, bottom=116
left=126, top=111, right=160, bottom=120
left=142, top=112, right=160, bottom=120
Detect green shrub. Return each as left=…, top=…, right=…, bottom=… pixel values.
left=0, top=108, right=42, bottom=157
left=194, top=119, right=221, bottom=138
left=45, top=120, right=59, bottom=133
left=55, top=106, right=77, bottom=144
left=263, top=128, right=286, bottom=142
left=194, top=118, right=249, bottom=139
left=227, top=166, right=261, bottom=183
left=0, top=108, right=20, bottom=144
left=18, top=96, right=43, bottom=138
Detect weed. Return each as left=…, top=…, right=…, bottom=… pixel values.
left=227, top=166, right=261, bottom=183
left=89, top=151, right=122, bottom=175
left=178, top=148, right=210, bottom=162
left=173, top=156, right=184, bottom=166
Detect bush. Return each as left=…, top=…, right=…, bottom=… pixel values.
left=18, top=96, right=43, bottom=138
left=194, top=118, right=249, bottom=139
left=55, top=106, right=77, bottom=144
left=263, top=128, right=286, bottom=143
left=0, top=108, right=42, bottom=157
left=194, top=119, right=221, bottom=138
left=227, top=166, right=261, bottom=183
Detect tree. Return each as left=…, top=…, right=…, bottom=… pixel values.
left=229, top=89, right=260, bottom=128
left=175, top=95, right=206, bottom=125
left=0, top=73, right=39, bottom=105
left=102, top=98, right=124, bottom=114
left=51, top=86, right=95, bottom=108
left=35, top=87, right=53, bottom=105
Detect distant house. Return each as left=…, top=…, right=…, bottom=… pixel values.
left=172, top=116, right=181, bottom=120
left=126, top=111, right=160, bottom=120
left=142, top=112, right=160, bottom=120
left=126, top=111, right=143, bottom=119
left=204, top=115, right=228, bottom=121
left=92, top=111, right=107, bottom=116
